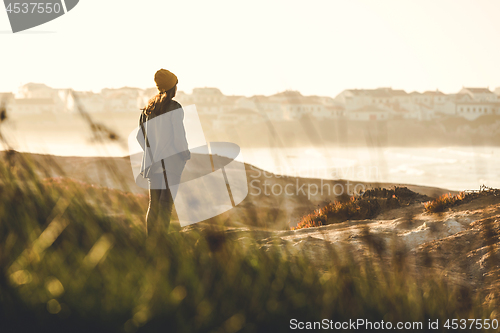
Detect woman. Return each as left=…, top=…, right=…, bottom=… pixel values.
left=138, top=69, right=190, bottom=235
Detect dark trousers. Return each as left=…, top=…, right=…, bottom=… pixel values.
left=146, top=172, right=173, bottom=235
left=145, top=169, right=183, bottom=235
left=146, top=188, right=173, bottom=236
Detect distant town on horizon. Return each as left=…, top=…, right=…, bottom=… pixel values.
left=1, top=83, right=500, bottom=124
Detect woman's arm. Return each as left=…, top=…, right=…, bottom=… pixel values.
left=137, top=113, right=146, bottom=150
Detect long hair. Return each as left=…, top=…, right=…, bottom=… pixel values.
left=142, top=85, right=177, bottom=117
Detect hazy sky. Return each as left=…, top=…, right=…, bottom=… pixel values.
left=1, top=0, right=500, bottom=97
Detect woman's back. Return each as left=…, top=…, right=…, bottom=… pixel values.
left=139, top=99, right=189, bottom=175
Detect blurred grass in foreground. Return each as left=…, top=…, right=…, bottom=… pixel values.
left=0, top=152, right=497, bottom=333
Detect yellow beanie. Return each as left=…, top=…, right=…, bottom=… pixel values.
left=154, top=69, right=178, bottom=93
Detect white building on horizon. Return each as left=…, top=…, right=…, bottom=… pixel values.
left=6, top=83, right=500, bottom=122
left=454, top=87, right=499, bottom=120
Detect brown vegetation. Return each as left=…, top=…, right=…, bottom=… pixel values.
left=424, top=186, right=500, bottom=213
left=292, top=187, right=430, bottom=230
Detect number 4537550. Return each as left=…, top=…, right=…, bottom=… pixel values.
left=6, top=3, right=62, bottom=14
left=444, top=319, right=499, bottom=330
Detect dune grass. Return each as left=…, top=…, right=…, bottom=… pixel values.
left=424, top=192, right=467, bottom=213
left=292, top=196, right=380, bottom=230
left=292, top=187, right=422, bottom=230
left=424, top=186, right=500, bottom=213
left=0, top=153, right=498, bottom=332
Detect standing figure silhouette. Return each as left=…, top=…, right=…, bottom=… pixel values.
left=137, top=69, right=190, bottom=235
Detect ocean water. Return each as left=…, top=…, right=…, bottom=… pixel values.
left=239, top=146, right=500, bottom=191
left=3, top=137, right=499, bottom=191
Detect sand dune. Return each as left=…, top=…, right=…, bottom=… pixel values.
left=185, top=192, right=500, bottom=304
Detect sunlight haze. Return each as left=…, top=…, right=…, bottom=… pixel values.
left=1, top=0, right=500, bottom=96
